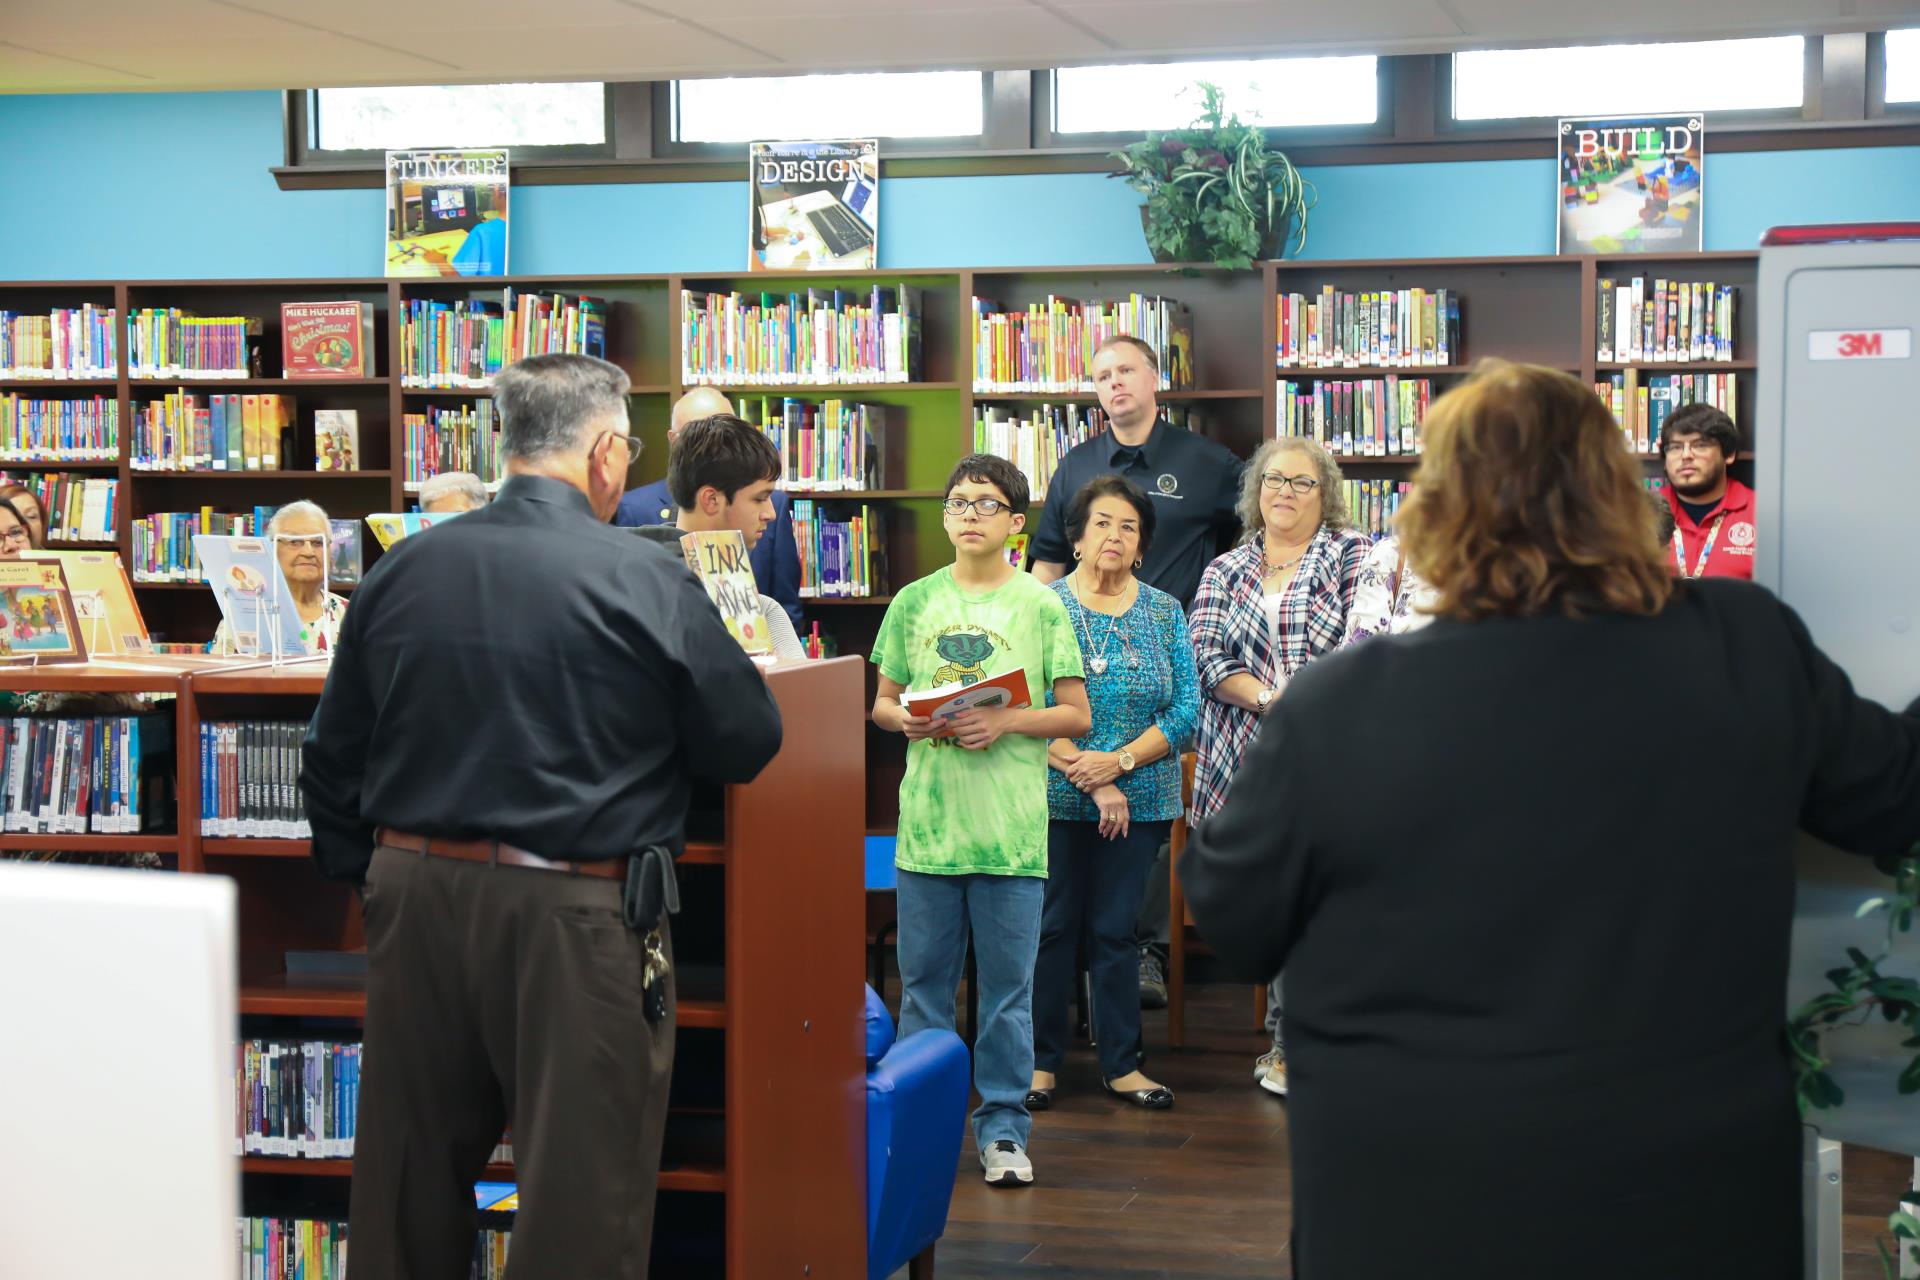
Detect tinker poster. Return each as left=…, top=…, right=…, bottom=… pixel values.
left=386, top=149, right=510, bottom=278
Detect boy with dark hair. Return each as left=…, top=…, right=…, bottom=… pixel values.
left=642, top=413, right=803, bottom=658
left=871, top=452, right=1091, bottom=1187
left=1659, top=403, right=1753, bottom=580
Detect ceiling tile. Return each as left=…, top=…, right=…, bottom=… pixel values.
left=1042, top=0, right=1460, bottom=53
left=702, top=7, right=1115, bottom=67
left=0, top=40, right=159, bottom=91
left=394, top=22, right=780, bottom=78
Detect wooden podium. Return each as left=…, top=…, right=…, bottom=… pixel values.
left=4, top=653, right=869, bottom=1276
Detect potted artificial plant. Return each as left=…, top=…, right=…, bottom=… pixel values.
left=1112, top=81, right=1316, bottom=270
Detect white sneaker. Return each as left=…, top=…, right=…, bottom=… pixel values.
left=980, top=1139, right=1034, bottom=1187
left=1254, top=1049, right=1289, bottom=1097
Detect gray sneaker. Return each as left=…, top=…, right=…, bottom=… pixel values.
left=1254, top=1048, right=1289, bottom=1097
left=980, top=1139, right=1034, bottom=1187
left=1138, top=949, right=1168, bottom=1009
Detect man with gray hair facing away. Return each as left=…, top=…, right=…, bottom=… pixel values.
left=418, top=469, right=488, bottom=514
left=301, top=352, right=783, bottom=1279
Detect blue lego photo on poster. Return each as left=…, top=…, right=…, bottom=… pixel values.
left=1557, top=113, right=1703, bottom=255
left=192, top=533, right=313, bottom=657
left=749, top=139, right=879, bottom=271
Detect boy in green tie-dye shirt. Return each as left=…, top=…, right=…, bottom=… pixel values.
left=872, top=454, right=1089, bottom=1187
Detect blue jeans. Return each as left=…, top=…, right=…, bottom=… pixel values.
left=1034, top=819, right=1171, bottom=1080
left=895, top=869, right=1044, bottom=1151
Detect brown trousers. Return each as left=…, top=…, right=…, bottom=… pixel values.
left=347, top=844, right=675, bottom=1279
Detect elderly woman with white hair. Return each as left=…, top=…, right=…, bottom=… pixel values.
left=418, top=470, right=489, bottom=514
left=210, top=499, right=350, bottom=655
left=1188, top=435, right=1371, bottom=1098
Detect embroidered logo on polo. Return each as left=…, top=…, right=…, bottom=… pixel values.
left=1727, top=522, right=1756, bottom=548
left=1155, top=473, right=1183, bottom=499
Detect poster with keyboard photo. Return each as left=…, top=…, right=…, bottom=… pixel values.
left=750, top=139, right=878, bottom=271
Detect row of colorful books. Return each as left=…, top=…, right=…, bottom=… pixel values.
left=1597, top=278, right=1737, bottom=363
left=0, top=307, right=117, bottom=379
left=970, top=294, right=1193, bottom=392
left=680, top=286, right=924, bottom=386
left=1596, top=370, right=1738, bottom=453
left=2, top=471, right=119, bottom=542
left=131, top=391, right=288, bottom=472
left=1276, top=377, right=1433, bottom=457
left=237, top=1214, right=510, bottom=1280
left=130, top=506, right=273, bottom=583
left=0, top=715, right=166, bottom=834
left=400, top=291, right=607, bottom=389
left=128, top=309, right=255, bottom=379
left=236, top=1038, right=359, bottom=1157
left=743, top=397, right=890, bottom=492
left=403, top=402, right=502, bottom=487
left=972, top=403, right=1111, bottom=498
left=200, top=720, right=312, bottom=839
left=1275, top=288, right=1461, bottom=369
left=790, top=499, right=884, bottom=598
left=238, top=1218, right=347, bottom=1280
left=1344, top=480, right=1412, bottom=539
left=0, top=393, right=118, bottom=461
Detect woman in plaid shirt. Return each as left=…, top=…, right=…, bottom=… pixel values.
left=1188, top=436, right=1370, bottom=1098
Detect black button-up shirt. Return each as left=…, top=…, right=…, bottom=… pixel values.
left=301, top=473, right=783, bottom=885
left=1030, top=418, right=1244, bottom=608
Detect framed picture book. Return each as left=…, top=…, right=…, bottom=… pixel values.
left=1557, top=114, right=1704, bottom=255
left=750, top=139, right=878, bottom=271
left=0, top=558, right=88, bottom=663
left=386, top=149, right=510, bottom=279
left=24, top=550, right=149, bottom=656
left=191, top=534, right=314, bottom=657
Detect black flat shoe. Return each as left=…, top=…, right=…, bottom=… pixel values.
left=1101, top=1079, right=1174, bottom=1110
left=1024, top=1087, right=1055, bottom=1111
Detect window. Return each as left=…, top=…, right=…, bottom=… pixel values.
left=314, top=83, right=608, bottom=151
left=1452, top=37, right=1805, bottom=121
left=1053, top=56, right=1378, bottom=134
left=1887, top=29, right=1920, bottom=103
left=673, top=71, right=984, bottom=143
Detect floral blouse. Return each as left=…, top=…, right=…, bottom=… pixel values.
left=1340, top=536, right=1439, bottom=646
left=210, top=591, right=349, bottom=657
left=1044, top=578, right=1201, bottom=823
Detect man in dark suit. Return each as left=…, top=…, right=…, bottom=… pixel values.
left=616, top=387, right=805, bottom=627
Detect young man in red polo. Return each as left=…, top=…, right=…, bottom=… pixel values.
left=1661, top=403, right=1754, bottom=580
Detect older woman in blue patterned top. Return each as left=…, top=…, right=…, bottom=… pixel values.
left=1029, top=474, right=1200, bottom=1112
left=1190, top=436, right=1370, bottom=1099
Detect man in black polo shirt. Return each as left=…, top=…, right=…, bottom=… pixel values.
left=1031, top=335, right=1242, bottom=609
left=1030, top=333, right=1242, bottom=1009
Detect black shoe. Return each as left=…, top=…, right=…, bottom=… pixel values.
left=1101, top=1077, right=1174, bottom=1110
left=1138, top=950, right=1168, bottom=1010
left=1024, top=1087, right=1055, bottom=1111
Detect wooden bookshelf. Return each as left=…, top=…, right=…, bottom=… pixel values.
left=128, top=652, right=865, bottom=1277
left=4, top=254, right=1761, bottom=829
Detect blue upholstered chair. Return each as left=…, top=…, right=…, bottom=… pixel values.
left=864, top=984, right=968, bottom=1280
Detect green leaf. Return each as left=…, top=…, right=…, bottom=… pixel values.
left=1892, top=1208, right=1920, bottom=1239
left=1898, top=1056, right=1920, bottom=1095
left=1850, top=946, right=1876, bottom=969
left=1859, top=897, right=1890, bottom=918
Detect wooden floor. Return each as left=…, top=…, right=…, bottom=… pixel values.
left=883, top=982, right=1912, bottom=1279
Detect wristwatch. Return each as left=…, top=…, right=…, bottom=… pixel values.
left=1255, top=687, right=1275, bottom=713
left=1117, top=749, right=1137, bottom=773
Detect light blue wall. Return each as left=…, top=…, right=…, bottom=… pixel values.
left=4, top=89, right=1919, bottom=278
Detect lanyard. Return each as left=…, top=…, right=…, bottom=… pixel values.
left=1672, top=512, right=1727, bottom=579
